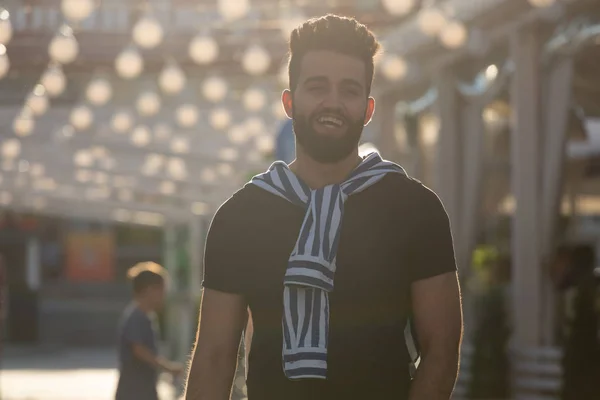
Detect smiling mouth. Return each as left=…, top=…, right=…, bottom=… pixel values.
left=316, top=115, right=345, bottom=128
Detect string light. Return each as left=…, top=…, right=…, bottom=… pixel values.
left=0, top=8, right=13, bottom=45
left=61, top=0, right=96, bottom=23
left=48, top=25, right=79, bottom=64
left=26, top=85, right=49, bottom=116
left=202, top=76, right=228, bottom=103
left=86, top=77, right=113, bottom=106
left=132, top=16, right=164, bottom=49
left=381, top=0, right=416, bottom=16
left=439, top=21, right=468, bottom=49
left=189, top=35, right=219, bottom=65
left=0, top=46, right=9, bottom=80
left=41, top=65, right=66, bottom=97
left=242, top=44, right=271, bottom=76
left=115, top=47, right=143, bottom=79
left=158, top=62, right=186, bottom=95
left=218, top=0, right=250, bottom=21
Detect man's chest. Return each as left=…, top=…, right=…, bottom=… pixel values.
left=243, top=199, right=413, bottom=311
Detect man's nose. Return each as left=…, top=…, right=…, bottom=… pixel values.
left=321, top=89, right=342, bottom=108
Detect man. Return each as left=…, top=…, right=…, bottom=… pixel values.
left=185, top=14, right=462, bottom=400
left=115, top=262, right=182, bottom=400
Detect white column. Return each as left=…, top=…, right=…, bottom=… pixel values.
left=510, top=26, right=543, bottom=349
left=177, top=216, right=206, bottom=362
left=374, top=93, right=401, bottom=161
left=456, top=101, right=486, bottom=345
left=510, top=27, right=544, bottom=399
left=26, top=237, right=41, bottom=291
left=540, top=57, right=574, bottom=346
left=163, top=224, right=179, bottom=359
left=458, top=102, right=485, bottom=280
left=187, top=216, right=204, bottom=299
left=434, top=71, right=462, bottom=239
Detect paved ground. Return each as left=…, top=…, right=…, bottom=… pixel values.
left=0, top=346, right=177, bottom=400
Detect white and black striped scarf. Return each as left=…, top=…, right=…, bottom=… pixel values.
left=250, top=152, right=420, bottom=380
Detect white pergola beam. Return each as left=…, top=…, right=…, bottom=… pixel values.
left=11, top=144, right=241, bottom=190
left=5, top=186, right=193, bottom=223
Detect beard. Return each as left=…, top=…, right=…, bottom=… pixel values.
left=292, top=107, right=366, bottom=164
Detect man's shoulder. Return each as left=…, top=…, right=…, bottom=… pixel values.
left=379, top=172, right=445, bottom=213
left=214, top=183, right=267, bottom=219
left=380, top=171, right=432, bottom=196
left=210, top=182, right=283, bottom=234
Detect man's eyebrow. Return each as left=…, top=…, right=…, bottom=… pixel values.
left=302, top=76, right=328, bottom=85
left=340, top=78, right=364, bottom=90
left=302, top=76, right=364, bottom=90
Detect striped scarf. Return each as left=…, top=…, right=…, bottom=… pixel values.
left=251, top=152, right=419, bottom=380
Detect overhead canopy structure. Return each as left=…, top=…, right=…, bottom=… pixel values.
left=2, top=0, right=594, bottom=227
left=0, top=0, right=451, bottom=226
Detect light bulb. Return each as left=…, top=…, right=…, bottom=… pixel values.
left=417, top=8, right=447, bottom=37
left=131, top=125, right=151, bottom=147
left=111, top=111, right=134, bottom=133
left=132, top=16, right=164, bottom=49
left=48, top=26, right=79, bottom=64
left=175, top=104, right=199, bottom=128
left=26, top=85, right=49, bottom=116
left=41, top=65, right=66, bottom=97
left=210, top=108, right=231, bottom=130
left=242, top=44, right=271, bottom=76
left=136, top=91, right=161, bottom=116
left=115, top=47, right=143, bottom=79
left=218, top=0, right=250, bottom=21
left=189, top=35, right=219, bottom=64
left=158, top=63, right=185, bottom=95
left=380, top=55, right=408, bottom=81
left=13, top=109, right=35, bottom=136
left=0, top=9, right=13, bottom=44
left=0, top=51, right=8, bottom=80
left=61, top=0, right=95, bottom=23
left=202, top=76, right=228, bottom=103
left=439, top=21, right=468, bottom=49
left=70, top=105, right=93, bottom=131
left=381, top=0, right=415, bottom=16
left=2, top=138, right=21, bottom=158
left=243, top=88, right=267, bottom=112
left=86, top=77, right=112, bottom=106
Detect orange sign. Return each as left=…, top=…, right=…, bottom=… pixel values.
left=65, top=232, right=115, bottom=281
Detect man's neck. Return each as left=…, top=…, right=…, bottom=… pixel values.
left=289, top=148, right=362, bottom=189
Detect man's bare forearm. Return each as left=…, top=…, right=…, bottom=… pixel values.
left=408, top=354, right=459, bottom=400
left=184, top=346, right=239, bottom=400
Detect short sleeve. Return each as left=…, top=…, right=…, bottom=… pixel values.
left=123, top=311, right=154, bottom=349
left=408, top=183, right=457, bottom=282
left=201, top=192, right=249, bottom=295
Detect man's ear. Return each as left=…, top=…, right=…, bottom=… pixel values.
left=364, top=97, right=375, bottom=125
left=282, top=89, right=293, bottom=119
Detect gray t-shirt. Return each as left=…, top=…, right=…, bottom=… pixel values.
left=115, top=303, right=160, bottom=400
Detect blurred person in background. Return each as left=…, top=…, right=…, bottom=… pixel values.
left=185, top=14, right=462, bottom=400
left=115, top=262, right=183, bottom=400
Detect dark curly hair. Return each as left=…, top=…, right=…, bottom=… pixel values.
left=287, top=14, right=381, bottom=95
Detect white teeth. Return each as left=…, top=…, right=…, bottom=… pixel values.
left=317, top=116, right=343, bottom=127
